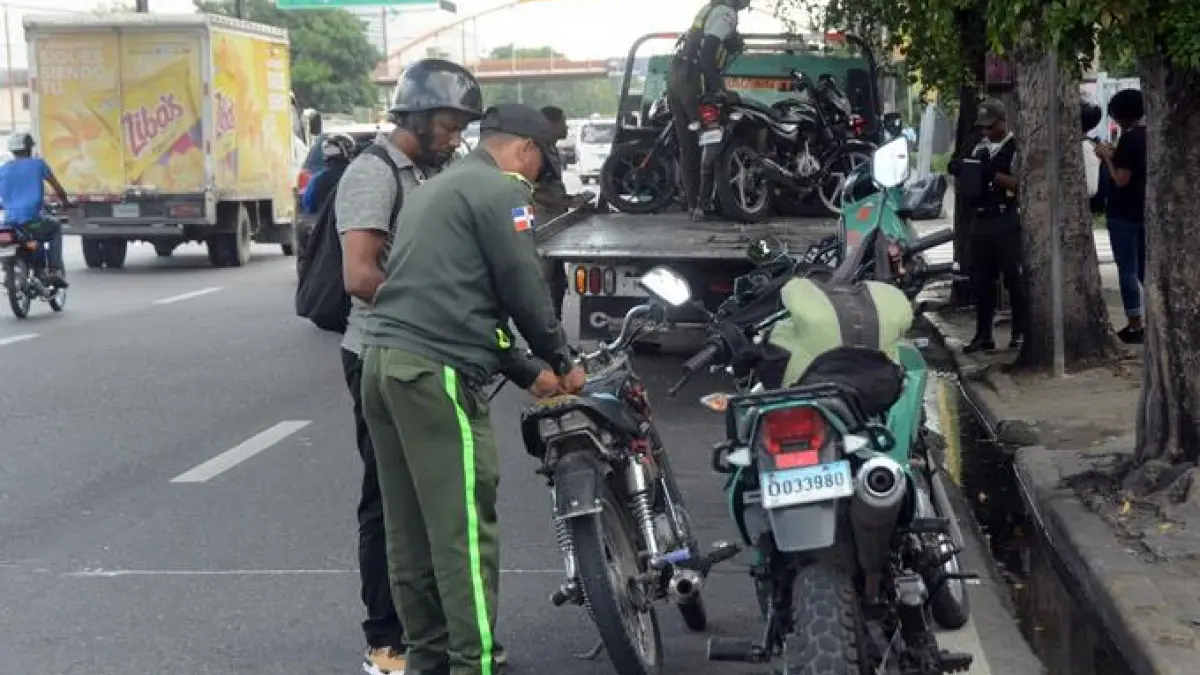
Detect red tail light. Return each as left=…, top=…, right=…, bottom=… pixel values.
left=849, top=114, right=865, bottom=135
left=588, top=266, right=603, bottom=295
left=699, top=104, right=720, bottom=125
left=761, top=407, right=825, bottom=469
left=296, top=169, right=313, bottom=192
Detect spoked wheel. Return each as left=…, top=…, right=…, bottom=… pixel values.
left=4, top=258, right=32, bottom=319
left=816, top=149, right=872, bottom=215
left=601, top=142, right=678, bottom=215
left=568, top=479, right=663, bottom=675
left=715, top=140, right=773, bottom=222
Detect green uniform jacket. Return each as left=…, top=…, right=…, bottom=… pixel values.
left=362, top=148, right=569, bottom=388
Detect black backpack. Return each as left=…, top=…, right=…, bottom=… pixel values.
left=295, top=144, right=403, bottom=333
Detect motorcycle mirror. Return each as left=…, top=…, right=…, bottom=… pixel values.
left=872, top=136, right=910, bottom=188
left=639, top=266, right=692, bottom=307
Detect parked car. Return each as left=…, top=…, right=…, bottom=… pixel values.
left=293, top=123, right=473, bottom=279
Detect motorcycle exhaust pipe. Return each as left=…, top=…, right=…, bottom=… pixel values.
left=850, top=455, right=909, bottom=579
left=668, top=569, right=702, bottom=603
left=757, top=157, right=801, bottom=188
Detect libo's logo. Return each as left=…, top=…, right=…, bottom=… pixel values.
left=122, top=94, right=186, bottom=157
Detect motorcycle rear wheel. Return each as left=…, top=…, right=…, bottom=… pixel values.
left=783, top=549, right=868, bottom=675
left=601, top=142, right=678, bottom=215
left=4, top=258, right=32, bottom=319
left=569, top=479, right=663, bottom=675
left=815, top=149, right=872, bottom=215
left=715, top=140, right=773, bottom=222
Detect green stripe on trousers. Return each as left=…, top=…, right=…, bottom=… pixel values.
left=443, top=366, right=494, bottom=675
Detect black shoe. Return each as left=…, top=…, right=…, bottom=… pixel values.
left=1117, top=325, right=1144, bottom=344
left=1008, top=334, right=1025, bottom=350
left=962, top=337, right=996, bottom=354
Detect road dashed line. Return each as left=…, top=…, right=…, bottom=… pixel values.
left=171, top=420, right=311, bottom=483
left=0, top=333, right=39, bottom=347
left=151, top=286, right=224, bottom=305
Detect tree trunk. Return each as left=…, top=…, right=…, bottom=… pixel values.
left=1134, top=56, right=1200, bottom=465
left=1010, top=39, right=1121, bottom=369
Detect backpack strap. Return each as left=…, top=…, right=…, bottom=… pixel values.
left=361, top=143, right=405, bottom=229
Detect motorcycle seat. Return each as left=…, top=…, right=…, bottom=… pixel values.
left=519, top=389, right=644, bottom=458
left=794, top=346, right=906, bottom=420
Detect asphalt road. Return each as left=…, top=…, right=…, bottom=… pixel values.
left=0, top=199, right=1040, bottom=674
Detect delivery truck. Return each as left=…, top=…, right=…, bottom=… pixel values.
left=24, top=13, right=311, bottom=269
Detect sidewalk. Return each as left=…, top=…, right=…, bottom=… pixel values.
left=923, top=274, right=1199, bottom=674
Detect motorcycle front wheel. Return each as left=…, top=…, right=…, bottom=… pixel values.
left=569, top=479, right=663, bottom=675
left=601, top=142, right=678, bottom=215
left=714, top=140, right=773, bottom=222
left=4, top=258, right=32, bottom=319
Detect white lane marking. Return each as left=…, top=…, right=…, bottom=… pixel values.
left=66, top=568, right=561, bottom=578
left=152, top=286, right=224, bottom=305
left=171, top=420, right=311, bottom=483
left=0, top=333, right=38, bottom=346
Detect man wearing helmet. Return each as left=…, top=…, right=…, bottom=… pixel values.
left=301, top=133, right=355, bottom=214
left=0, top=132, right=72, bottom=286
left=668, top=0, right=750, bottom=218
left=334, top=58, right=482, bottom=675
left=360, top=103, right=585, bottom=675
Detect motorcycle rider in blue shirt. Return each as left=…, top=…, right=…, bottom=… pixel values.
left=0, top=133, right=71, bottom=287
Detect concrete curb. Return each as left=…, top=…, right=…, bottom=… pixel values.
left=922, top=309, right=1194, bottom=674
left=1014, top=449, right=1195, bottom=675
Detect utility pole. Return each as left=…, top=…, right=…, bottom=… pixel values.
left=234, top=0, right=246, bottom=18
left=135, top=0, right=148, bottom=11
left=4, top=8, right=13, bottom=133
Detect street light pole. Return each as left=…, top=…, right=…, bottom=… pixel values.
left=4, top=8, right=14, bottom=133
left=135, top=0, right=148, bottom=11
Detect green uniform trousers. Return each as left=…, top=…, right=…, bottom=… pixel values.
left=361, top=346, right=500, bottom=675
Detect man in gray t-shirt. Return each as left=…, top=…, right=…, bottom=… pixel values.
left=333, top=58, right=484, bottom=675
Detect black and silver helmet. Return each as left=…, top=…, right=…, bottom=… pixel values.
left=389, top=58, right=484, bottom=120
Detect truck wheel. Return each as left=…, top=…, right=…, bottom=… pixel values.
left=208, top=205, right=253, bottom=268
left=81, top=238, right=105, bottom=269
left=102, top=240, right=127, bottom=269
left=154, top=241, right=178, bottom=258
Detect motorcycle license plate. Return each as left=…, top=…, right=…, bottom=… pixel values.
left=699, top=129, right=724, bottom=145
left=760, top=460, right=854, bottom=509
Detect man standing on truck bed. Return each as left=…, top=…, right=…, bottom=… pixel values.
left=668, top=0, right=750, bottom=218
left=335, top=59, right=484, bottom=675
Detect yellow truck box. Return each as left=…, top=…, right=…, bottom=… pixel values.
left=24, top=13, right=304, bottom=268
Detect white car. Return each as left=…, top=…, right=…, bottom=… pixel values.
left=575, top=119, right=616, bottom=184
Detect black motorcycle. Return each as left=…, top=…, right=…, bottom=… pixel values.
left=0, top=205, right=68, bottom=319
left=600, top=95, right=686, bottom=215
left=699, top=71, right=876, bottom=221
left=515, top=286, right=738, bottom=675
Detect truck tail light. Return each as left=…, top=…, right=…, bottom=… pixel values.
left=760, top=407, right=825, bottom=469
left=603, top=268, right=616, bottom=295
left=588, top=266, right=603, bottom=295
left=296, top=169, right=313, bottom=192
left=699, top=104, right=720, bottom=126
left=574, top=266, right=587, bottom=294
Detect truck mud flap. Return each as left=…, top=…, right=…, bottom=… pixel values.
left=553, top=452, right=608, bottom=520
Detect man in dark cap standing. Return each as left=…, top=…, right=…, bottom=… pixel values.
left=359, top=103, right=586, bottom=675
left=951, top=98, right=1026, bottom=352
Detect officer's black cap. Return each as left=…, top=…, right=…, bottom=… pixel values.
left=479, top=104, right=560, bottom=180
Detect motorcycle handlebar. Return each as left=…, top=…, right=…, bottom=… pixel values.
left=668, top=342, right=722, bottom=397
left=907, top=229, right=953, bottom=257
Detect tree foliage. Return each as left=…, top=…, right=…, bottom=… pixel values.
left=194, top=0, right=380, bottom=114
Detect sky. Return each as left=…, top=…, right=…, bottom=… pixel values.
left=0, top=0, right=813, bottom=67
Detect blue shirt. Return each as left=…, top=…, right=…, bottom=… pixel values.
left=0, top=157, right=51, bottom=225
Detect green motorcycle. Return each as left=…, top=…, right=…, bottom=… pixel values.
left=638, top=137, right=974, bottom=674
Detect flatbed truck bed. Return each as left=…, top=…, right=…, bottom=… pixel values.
left=537, top=209, right=837, bottom=341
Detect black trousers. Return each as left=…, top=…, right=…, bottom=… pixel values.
left=668, top=65, right=701, bottom=211
left=969, top=221, right=1027, bottom=340
left=341, top=348, right=405, bottom=650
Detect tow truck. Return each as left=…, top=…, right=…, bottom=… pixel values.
left=537, top=31, right=887, bottom=346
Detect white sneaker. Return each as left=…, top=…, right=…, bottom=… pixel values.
left=363, top=646, right=406, bottom=675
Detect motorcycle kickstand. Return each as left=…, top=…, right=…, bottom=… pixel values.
left=574, top=638, right=606, bottom=661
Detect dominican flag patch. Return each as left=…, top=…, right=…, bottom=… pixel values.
left=511, top=206, right=535, bottom=232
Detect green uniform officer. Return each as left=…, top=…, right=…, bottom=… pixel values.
left=360, top=103, right=586, bottom=675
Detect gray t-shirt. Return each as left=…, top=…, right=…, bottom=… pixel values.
left=335, top=132, right=429, bottom=355
left=703, top=4, right=737, bottom=40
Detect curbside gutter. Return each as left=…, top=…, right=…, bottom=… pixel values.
left=921, top=310, right=1195, bottom=675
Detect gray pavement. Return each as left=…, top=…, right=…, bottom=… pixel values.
left=0, top=205, right=1038, bottom=674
